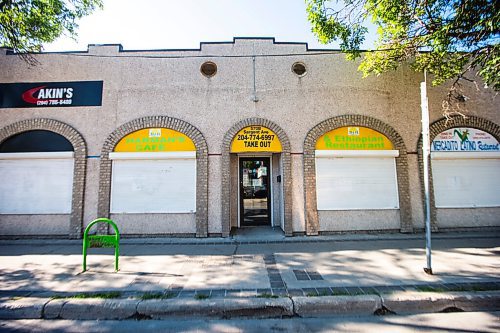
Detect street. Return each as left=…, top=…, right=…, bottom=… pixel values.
left=0, top=232, right=498, bottom=330
left=1, top=311, right=499, bottom=332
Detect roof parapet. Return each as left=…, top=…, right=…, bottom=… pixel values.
left=87, top=44, right=123, bottom=55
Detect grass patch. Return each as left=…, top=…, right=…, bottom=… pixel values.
left=307, top=289, right=361, bottom=297
left=256, top=293, right=279, bottom=299
left=194, top=293, right=210, bottom=300
left=415, top=286, right=446, bottom=293
left=470, top=285, right=490, bottom=292
left=72, top=291, right=122, bottom=299
left=51, top=295, right=65, bottom=300
left=140, top=292, right=175, bottom=300
left=412, top=284, right=498, bottom=293
left=452, top=285, right=471, bottom=292
left=52, top=291, right=122, bottom=300
left=330, top=289, right=350, bottom=296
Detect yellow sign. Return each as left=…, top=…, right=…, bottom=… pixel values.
left=231, top=126, right=282, bottom=153
left=316, top=126, right=393, bottom=150
left=114, top=128, right=196, bottom=152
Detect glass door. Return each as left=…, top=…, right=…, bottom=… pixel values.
left=239, top=157, right=271, bottom=226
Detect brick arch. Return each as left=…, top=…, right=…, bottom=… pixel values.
left=98, top=116, right=209, bottom=237
left=0, top=118, right=87, bottom=238
left=303, top=115, right=412, bottom=235
left=417, top=116, right=500, bottom=230
left=221, top=118, right=292, bottom=236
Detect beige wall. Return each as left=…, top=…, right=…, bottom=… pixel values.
left=437, top=208, right=500, bottom=229
left=0, top=215, right=69, bottom=236
left=319, top=210, right=401, bottom=232
left=110, top=213, right=196, bottom=235
left=1, top=38, right=499, bottom=236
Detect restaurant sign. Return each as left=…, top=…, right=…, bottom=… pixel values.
left=316, top=127, right=393, bottom=150
left=0, top=81, right=103, bottom=108
left=231, top=126, right=282, bottom=153
left=431, top=128, right=499, bottom=152
left=114, top=128, right=195, bottom=152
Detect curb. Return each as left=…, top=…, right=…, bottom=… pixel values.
left=381, top=291, right=500, bottom=314
left=58, top=299, right=138, bottom=320
left=0, top=297, right=49, bottom=319
left=293, top=295, right=381, bottom=316
left=1, top=291, right=499, bottom=320
left=137, top=298, right=293, bottom=319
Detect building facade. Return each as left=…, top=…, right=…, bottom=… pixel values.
left=1, top=38, right=499, bottom=238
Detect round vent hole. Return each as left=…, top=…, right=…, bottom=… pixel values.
left=201, top=62, right=217, bottom=77
left=292, top=62, right=307, bottom=76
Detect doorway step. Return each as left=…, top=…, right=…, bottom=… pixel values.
left=231, top=226, right=285, bottom=242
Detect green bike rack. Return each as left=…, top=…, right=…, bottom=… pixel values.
left=82, top=218, right=120, bottom=272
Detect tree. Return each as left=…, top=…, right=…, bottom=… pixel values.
left=0, top=0, right=102, bottom=58
left=306, top=0, right=499, bottom=113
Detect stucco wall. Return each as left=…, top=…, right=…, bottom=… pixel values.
left=0, top=215, right=69, bottom=236
left=110, top=213, right=196, bottom=235
left=407, top=154, right=424, bottom=229
left=271, top=153, right=282, bottom=228
left=291, top=154, right=306, bottom=233
left=83, top=158, right=100, bottom=227
left=207, top=155, right=222, bottom=235
left=436, top=208, right=500, bottom=229
left=1, top=38, right=499, bottom=237
left=318, top=210, right=401, bottom=232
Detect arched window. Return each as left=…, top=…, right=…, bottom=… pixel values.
left=109, top=128, right=196, bottom=214
left=315, top=126, right=399, bottom=211
left=0, top=130, right=74, bottom=214
left=431, top=127, right=500, bottom=208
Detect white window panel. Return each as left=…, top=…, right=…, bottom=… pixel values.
left=110, top=159, right=196, bottom=213
left=315, top=150, right=399, bottom=158
left=316, top=157, right=399, bottom=210
left=432, top=158, right=500, bottom=208
left=0, top=157, right=74, bottom=214
left=109, top=151, right=196, bottom=160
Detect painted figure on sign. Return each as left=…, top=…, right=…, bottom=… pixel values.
left=454, top=129, right=470, bottom=143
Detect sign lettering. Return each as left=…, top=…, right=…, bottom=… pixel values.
left=431, top=128, right=499, bottom=152
left=348, top=127, right=360, bottom=136
left=115, top=128, right=195, bottom=152
left=316, top=127, right=393, bottom=150
left=231, top=126, right=282, bottom=153
left=149, top=129, right=162, bottom=138
left=0, top=81, right=103, bottom=108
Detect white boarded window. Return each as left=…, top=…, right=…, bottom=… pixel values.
left=431, top=154, right=500, bottom=208
left=0, top=153, right=74, bottom=214
left=110, top=154, right=196, bottom=213
left=316, top=152, right=399, bottom=210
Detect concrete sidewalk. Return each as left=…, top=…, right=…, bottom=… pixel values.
left=0, top=230, right=499, bottom=319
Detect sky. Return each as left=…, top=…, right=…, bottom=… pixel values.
left=44, top=0, right=376, bottom=52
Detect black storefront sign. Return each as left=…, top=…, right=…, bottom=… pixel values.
left=0, top=81, right=103, bottom=108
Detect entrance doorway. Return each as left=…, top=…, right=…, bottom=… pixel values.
left=239, top=157, right=271, bottom=226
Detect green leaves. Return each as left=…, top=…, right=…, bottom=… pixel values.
left=306, top=0, right=368, bottom=58
left=305, top=0, right=500, bottom=92
left=0, top=0, right=103, bottom=54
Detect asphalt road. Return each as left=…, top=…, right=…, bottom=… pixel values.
left=1, top=311, right=499, bottom=332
